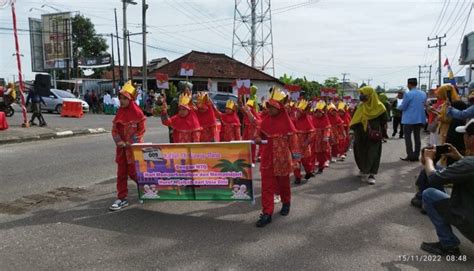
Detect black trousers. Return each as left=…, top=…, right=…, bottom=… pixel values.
left=403, top=124, right=422, bottom=159
left=30, top=102, right=46, bottom=125
left=392, top=116, right=403, bottom=136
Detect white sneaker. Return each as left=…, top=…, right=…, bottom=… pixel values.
left=331, top=158, right=337, bottom=163
left=109, top=199, right=129, bottom=211
left=367, top=175, right=376, bottom=185
left=251, top=163, right=256, bottom=168
left=274, top=194, right=281, bottom=204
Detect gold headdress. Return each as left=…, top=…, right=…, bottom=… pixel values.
left=296, top=99, right=309, bottom=111
left=120, top=80, right=137, bottom=100
left=226, top=99, right=236, bottom=110
left=197, top=92, right=209, bottom=106
left=179, top=93, right=192, bottom=108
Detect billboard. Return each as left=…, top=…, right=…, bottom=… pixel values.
left=460, top=32, right=474, bottom=65
left=41, top=12, right=72, bottom=70
left=77, top=55, right=112, bottom=69
left=29, top=17, right=45, bottom=72
left=131, top=142, right=254, bottom=202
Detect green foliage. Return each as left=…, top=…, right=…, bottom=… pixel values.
left=279, top=73, right=294, bottom=84
left=72, top=15, right=108, bottom=78
left=293, top=77, right=321, bottom=99
left=213, top=159, right=251, bottom=179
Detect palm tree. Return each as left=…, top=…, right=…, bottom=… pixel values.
left=213, top=159, right=251, bottom=188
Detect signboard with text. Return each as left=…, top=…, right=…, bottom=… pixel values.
left=131, top=142, right=254, bottom=202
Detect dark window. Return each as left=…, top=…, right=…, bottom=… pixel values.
left=192, top=81, right=208, bottom=92
left=217, top=82, right=233, bottom=93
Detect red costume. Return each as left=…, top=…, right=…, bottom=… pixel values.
left=242, top=101, right=261, bottom=163
left=312, top=106, right=331, bottom=172
left=196, top=100, right=220, bottom=142
left=161, top=109, right=202, bottom=143
left=112, top=90, right=146, bottom=200
left=338, top=104, right=352, bottom=155
left=217, top=104, right=242, bottom=142
left=291, top=101, right=315, bottom=181
left=327, top=105, right=346, bottom=158
left=258, top=97, right=300, bottom=216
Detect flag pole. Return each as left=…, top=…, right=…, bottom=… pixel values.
left=11, top=0, right=29, bottom=127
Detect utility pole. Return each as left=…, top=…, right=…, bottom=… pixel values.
left=367, top=78, right=372, bottom=86
left=128, top=34, right=133, bottom=81
left=382, top=82, right=387, bottom=91
left=142, top=0, right=148, bottom=93
left=418, top=65, right=432, bottom=90
left=122, top=0, right=137, bottom=83
left=341, top=73, right=349, bottom=94
left=428, top=34, right=447, bottom=86
left=250, top=0, right=256, bottom=68
left=114, top=8, right=122, bottom=86
left=110, top=33, right=116, bottom=89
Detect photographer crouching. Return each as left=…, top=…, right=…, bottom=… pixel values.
left=420, top=119, right=474, bottom=256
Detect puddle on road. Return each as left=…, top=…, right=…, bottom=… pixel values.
left=0, top=187, right=87, bottom=215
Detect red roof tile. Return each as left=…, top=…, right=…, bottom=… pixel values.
left=148, top=51, right=279, bottom=82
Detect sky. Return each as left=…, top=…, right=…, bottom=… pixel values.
left=0, top=0, right=473, bottom=89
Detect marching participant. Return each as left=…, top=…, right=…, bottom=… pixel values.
left=311, top=100, right=332, bottom=174
left=254, top=88, right=300, bottom=227
left=338, top=102, right=352, bottom=160
left=195, top=92, right=220, bottom=142
left=216, top=99, right=242, bottom=142
left=291, top=99, right=316, bottom=184
left=327, top=102, right=346, bottom=162
left=110, top=81, right=147, bottom=211
left=161, top=93, right=202, bottom=143
left=242, top=97, right=261, bottom=164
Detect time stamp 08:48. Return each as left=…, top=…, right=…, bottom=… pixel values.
left=398, top=254, right=468, bottom=262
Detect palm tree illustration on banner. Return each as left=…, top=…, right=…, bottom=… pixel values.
left=213, top=159, right=251, bottom=188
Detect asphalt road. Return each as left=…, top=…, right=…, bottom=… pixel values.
left=0, top=123, right=473, bottom=270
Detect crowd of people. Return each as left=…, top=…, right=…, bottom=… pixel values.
left=109, top=77, right=473, bottom=256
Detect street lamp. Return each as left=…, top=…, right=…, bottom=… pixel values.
left=41, top=4, right=61, bottom=12
left=122, top=0, right=137, bottom=82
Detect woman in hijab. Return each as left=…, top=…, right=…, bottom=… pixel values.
left=350, top=86, right=387, bottom=185
left=436, top=84, right=460, bottom=144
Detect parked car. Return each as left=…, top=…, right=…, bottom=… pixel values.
left=208, top=92, right=238, bottom=112
left=40, top=89, right=89, bottom=114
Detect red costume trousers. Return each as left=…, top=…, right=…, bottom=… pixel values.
left=116, top=156, right=137, bottom=200
left=293, top=158, right=313, bottom=179
left=261, top=168, right=291, bottom=215
left=315, top=152, right=327, bottom=169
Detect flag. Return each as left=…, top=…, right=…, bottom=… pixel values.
left=444, top=58, right=456, bottom=86
left=236, top=79, right=251, bottom=96
left=155, top=73, right=169, bottom=89
left=180, top=63, right=195, bottom=77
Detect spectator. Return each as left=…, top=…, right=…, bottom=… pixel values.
left=445, top=101, right=468, bottom=165
left=26, top=88, right=47, bottom=127
left=436, top=84, right=460, bottom=145
left=420, top=119, right=474, bottom=255
left=84, top=90, right=91, bottom=109
left=91, top=90, right=99, bottom=114
left=447, top=91, right=474, bottom=120
left=398, top=78, right=427, bottom=162
left=426, top=96, right=444, bottom=147
left=391, top=91, right=404, bottom=138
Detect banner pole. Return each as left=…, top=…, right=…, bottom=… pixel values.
left=11, top=1, right=29, bottom=128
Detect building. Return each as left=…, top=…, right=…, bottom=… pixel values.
left=146, top=51, right=283, bottom=100
left=340, top=81, right=359, bottom=98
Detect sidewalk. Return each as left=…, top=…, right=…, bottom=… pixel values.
left=0, top=112, right=112, bottom=144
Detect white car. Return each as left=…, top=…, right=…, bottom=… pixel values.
left=42, top=89, right=89, bottom=114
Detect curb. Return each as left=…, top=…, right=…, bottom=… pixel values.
left=0, top=128, right=108, bottom=145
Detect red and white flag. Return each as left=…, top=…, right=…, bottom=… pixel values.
left=180, top=63, right=195, bottom=77
left=236, top=79, right=251, bottom=96
left=156, top=73, right=169, bottom=89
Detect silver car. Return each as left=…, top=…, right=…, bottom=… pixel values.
left=42, top=89, right=89, bottom=114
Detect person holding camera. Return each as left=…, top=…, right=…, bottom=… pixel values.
left=420, top=119, right=474, bottom=256
left=447, top=91, right=474, bottom=120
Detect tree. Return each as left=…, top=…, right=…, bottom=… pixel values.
left=279, top=73, right=294, bottom=84
left=213, top=159, right=251, bottom=188
left=72, top=15, right=108, bottom=78
left=375, top=85, right=384, bottom=93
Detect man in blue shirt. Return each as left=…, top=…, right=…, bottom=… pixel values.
left=398, top=78, right=427, bottom=161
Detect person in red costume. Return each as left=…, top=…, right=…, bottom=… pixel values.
left=241, top=98, right=261, bottom=164
left=195, top=92, right=220, bottom=142
left=254, top=88, right=300, bottom=228
left=216, top=99, right=242, bottom=142
left=311, top=101, right=332, bottom=174
left=110, top=81, right=146, bottom=211
left=291, top=99, right=316, bottom=184
left=161, top=93, right=202, bottom=143
left=327, top=103, right=346, bottom=162
left=338, top=102, right=352, bottom=160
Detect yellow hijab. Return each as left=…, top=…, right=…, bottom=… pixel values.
left=437, top=84, right=460, bottom=121
left=350, top=86, right=386, bottom=131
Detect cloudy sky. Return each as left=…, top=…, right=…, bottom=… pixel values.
left=0, top=0, right=472, bottom=89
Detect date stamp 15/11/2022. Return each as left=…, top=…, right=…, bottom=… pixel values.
left=397, top=254, right=469, bottom=262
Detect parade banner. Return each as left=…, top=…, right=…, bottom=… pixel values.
left=236, top=79, right=251, bottom=96
left=156, top=73, right=169, bottom=89
left=131, top=142, right=254, bottom=202
left=180, top=63, right=195, bottom=77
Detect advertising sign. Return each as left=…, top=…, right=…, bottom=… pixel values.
left=41, top=12, right=72, bottom=70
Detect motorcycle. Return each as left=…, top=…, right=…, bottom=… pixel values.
left=0, top=101, right=14, bottom=117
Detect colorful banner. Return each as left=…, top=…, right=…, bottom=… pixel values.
left=131, top=142, right=254, bottom=202
left=180, top=63, right=195, bottom=77
left=156, top=73, right=169, bottom=89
